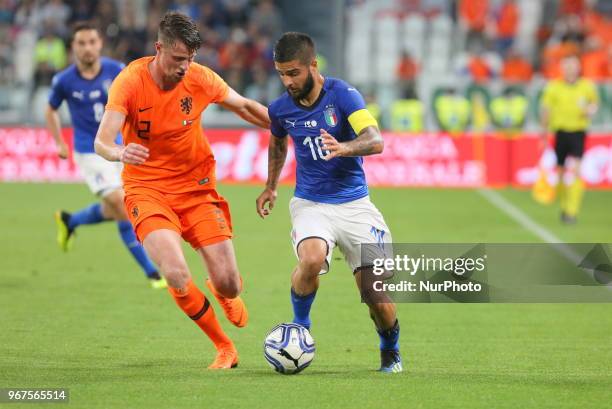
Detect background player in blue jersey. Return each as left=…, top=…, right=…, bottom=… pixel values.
left=45, top=23, right=165, bottom=289
left=256, top=32, right=402, bottom=373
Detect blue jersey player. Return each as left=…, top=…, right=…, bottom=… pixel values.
left=46, top=23, right=165, bottom=289
left=256, top=32, right=402, bottom=373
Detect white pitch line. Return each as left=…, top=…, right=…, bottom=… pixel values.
left=476, top=188, right=583, bottom=265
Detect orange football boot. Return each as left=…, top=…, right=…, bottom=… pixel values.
left=208, top=344, right=239, bottom=369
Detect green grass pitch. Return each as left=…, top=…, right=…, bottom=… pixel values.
left=1, top=183, right=611, bottom=408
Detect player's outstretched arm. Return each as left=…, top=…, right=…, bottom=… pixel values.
left=320, top=126, right=384, bottom=161
left=256, top=135, right=288, bottom=218
left=218, top=88, right=271, bottom=129
left=94, top=110, right=149, bottom=165
left=45, top=104, right=68, bottom=159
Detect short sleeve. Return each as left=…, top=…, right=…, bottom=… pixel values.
left=106, top=69, right=135, bottom=116
left=337, top=85, right=367, bottom=116
left=202, top=67, right=230, bottom=103
left=269, top=105, right=287, bottom=138
left=48, top=74, right=65, bottom=109
left=337, top=85, right=378, bottom=134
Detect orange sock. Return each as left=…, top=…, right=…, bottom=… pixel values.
left=168, top=280, right=233, bottom=350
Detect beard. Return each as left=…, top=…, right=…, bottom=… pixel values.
left=289, top=71, right=315, bottom=102
left=78, top=53, right=97, bottom=67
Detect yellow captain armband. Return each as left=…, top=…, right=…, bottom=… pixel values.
left=348, top=109, right=379, bottom=135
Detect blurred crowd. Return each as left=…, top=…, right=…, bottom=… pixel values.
left=458, top=0, right=610, bottom=84
left=0, top=0, right=282, bottom=105
left=394, top=0, right=611, bottom=90
left=377, top=0, right=612, bottom=133
left=0, top=0, right=610, bottom=131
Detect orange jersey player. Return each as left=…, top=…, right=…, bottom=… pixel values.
left=94, top=12, right=270, bottom=369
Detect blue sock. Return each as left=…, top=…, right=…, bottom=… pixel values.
left=377, top=319, right=400, bottom=351
left=117, top=221, right=158, bottom=278
left=68, top=203, right=104, bottom=230
left=291, top=288, right=316, bottom=329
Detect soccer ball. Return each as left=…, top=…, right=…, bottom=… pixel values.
left=264, top=323, right=315, bottom=374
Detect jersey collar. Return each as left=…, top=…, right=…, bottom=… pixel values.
left=292, top=77, right=327, bottom=111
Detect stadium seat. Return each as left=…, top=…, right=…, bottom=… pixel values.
left=346, top=4, right=374, bottom=86
left=14, top=29, right=37, bottom=86
left=31, top=87, right=51, bottom=124
left=514, top=0, right=543, bottom=57
left=8, top=85, right=28, bottom=110
left=429, top=14, right=452, bottom=36
left=346, top=21, right=372, bottom=85
left=0, top=85, right=10, bottom=109
left=375, top=16, right=400, bottom=85
left=401, top=15, right=425, bottom=60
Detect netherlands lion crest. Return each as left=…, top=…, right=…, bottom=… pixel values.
left=180, top=96, right=193, bottom=115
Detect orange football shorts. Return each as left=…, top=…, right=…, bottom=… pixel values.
left=124, top=186, right=232, bottom=249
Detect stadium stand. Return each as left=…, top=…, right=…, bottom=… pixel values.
left=0, top=0, right=283, bottom=125
left=0, top=0, right=609, bottom=131
left=345, top=0, right=610, bottom=132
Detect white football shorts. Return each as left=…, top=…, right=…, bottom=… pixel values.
left=73, top=152, right=123, bottom=197
left=289, top=195, right=393, bottom=274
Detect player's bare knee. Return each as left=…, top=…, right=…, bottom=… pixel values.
left=110, top=198, right=127, bottom=219
left=113, top=203, right=129, bottom=221
left=165, top=272, right=190, bottom=289
left=102, top=192, right=126, bottom=220
left=224, top=277, right=241, bottom=298
left=213, top=275, right=241, bottom=298
left=160, top=261, right=191, bottom=288
left=368, top=301, right=392, bottom=313
left=367, top=302, right=396, bottom=326
left=296, top=238, right=327, bottom=275
left=298, top=253, right=326, bottom=276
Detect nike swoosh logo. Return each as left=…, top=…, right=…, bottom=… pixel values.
left=138, top=107, right=152, bottom=112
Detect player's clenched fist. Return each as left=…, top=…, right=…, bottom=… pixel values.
left=120, top=143, right=149, bottom=165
